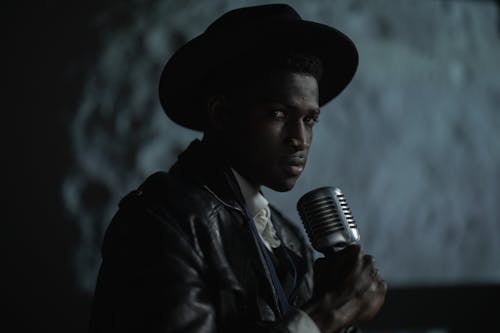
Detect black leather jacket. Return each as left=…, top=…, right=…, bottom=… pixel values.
left=89, top=140, right=317, bottom=332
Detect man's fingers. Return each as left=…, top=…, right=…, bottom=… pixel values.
left=313, top=245, right=363, bottom=278
left=326, top=277, right=387, bottom=329
left=363, top=254, right=374, bottom=266
left=343, top=244, right=361, bottom=257
left=356, top=279, right=387, bottom=322
left=348, top=253, right=385, bottom=297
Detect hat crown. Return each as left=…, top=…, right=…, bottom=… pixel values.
left=206, top=4, right=301, bottom=34
left=159, top=4, right=358, bottom=131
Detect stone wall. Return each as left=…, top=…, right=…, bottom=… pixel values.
left=62, top=0, right=500, bottom=291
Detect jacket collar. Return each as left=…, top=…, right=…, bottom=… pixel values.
left=169, top=139, right=308, bottom=317
left=169, top=139, right=247, bottom=211
left=169, top=140, right=306, bottom=257
left=231, top=168, right=270, bottom=217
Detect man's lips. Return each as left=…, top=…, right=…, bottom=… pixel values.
left=281, top=154, right=306, bottom=176
left=285, top=155, right=305, bottom=164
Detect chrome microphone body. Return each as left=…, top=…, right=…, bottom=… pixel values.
left=297, top=186, right=360, bottom=256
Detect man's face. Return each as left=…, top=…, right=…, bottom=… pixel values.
left=225, top=70, right=320, bottom=192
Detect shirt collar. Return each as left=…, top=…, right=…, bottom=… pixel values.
left=231, top=168, right=269, bottom=217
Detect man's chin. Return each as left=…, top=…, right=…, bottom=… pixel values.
left=266, top=177, right=299, bottom=192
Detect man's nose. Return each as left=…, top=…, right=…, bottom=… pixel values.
left=284, top=120, right=309, bottom=151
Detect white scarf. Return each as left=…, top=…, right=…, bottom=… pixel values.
left=231, top=169, right=281, bottom=252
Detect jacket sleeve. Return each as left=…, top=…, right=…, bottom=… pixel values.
left=89, top=196, right=360, bottom=333
left=90, top=199, right=220, bottom=332
left=90, top=199, right=315, bottom=333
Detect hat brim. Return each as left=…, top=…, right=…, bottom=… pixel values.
left=159, top=20, right=358, bottom=131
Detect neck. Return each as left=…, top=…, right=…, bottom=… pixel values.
left=231, top=168, right=268, bottom=216
left=202, top=133, right=261, bottom=191
left=232, top=168, right=261, bottom=195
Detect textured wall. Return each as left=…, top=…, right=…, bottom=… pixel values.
left=62, top=0, right=500, bottom=292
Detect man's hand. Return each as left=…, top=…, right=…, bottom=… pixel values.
left=302, top=245, right=387, bottom=333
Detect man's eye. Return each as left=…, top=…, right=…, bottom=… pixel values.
left=304, top=115, right=319, bottom=126
left=270, top=110, right=286, bottom=120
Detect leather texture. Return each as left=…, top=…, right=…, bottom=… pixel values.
left=89, top=140, right=316, bottom=332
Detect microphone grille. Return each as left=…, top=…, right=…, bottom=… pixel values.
left=297, top=186, right=360, bottom=253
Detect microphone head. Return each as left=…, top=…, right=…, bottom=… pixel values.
left=297, top=186, right=360, bottom=253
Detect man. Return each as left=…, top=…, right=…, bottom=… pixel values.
left=90, top=4, right=386, bottom=333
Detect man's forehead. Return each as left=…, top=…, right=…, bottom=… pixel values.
left=244, top=71, right=319, bottom=106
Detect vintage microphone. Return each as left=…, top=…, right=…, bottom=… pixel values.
left=297, top=186, right=360, bottom=257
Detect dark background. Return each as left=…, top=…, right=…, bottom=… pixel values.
left=5, top=1, right=499, bottom=332
left=6, top=2, right=103, bottom=331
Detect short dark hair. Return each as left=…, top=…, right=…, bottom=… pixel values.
left=203, top=51, right=323, bottom=104
left=275, top=52, right=323, bottom=81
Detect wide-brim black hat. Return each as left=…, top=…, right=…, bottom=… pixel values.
left=159, top=4, right=358, bottom=131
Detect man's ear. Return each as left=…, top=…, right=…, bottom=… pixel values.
left=206, top=94, right=230, bottom=131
